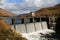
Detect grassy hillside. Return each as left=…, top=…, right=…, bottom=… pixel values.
left=0, top=8, right=17, bottom=17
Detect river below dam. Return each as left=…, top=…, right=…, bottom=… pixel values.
left=21, top=29, right=59, bottom=40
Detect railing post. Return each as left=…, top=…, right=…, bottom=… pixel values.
left=33, top=17, right=36, bottom=31
left=24, top=18, right=28, bottom=33
left=12, top=18, right=16, bottom=30
left=40, top=17, right=44, bottom=30
left=49, top=17, right=50, bottom=29
left=40, top=17, right=41, bottom=22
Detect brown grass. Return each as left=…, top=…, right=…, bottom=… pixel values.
left=0, top=8, right=18, bottom=16
left=0, top=19, right=27, bottom=40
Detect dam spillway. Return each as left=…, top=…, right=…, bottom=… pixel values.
left=3, top=16, right=59, bottom=33
left=2, top=16, right=60, bottom=40
left=4, top=17, right=48, bottom=33
left=10, top=22, right=48, bottom=33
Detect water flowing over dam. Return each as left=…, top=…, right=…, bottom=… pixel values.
left=11, top=21, right=48, bottom=33
left=3, top=17, right=56, bottom=33
left=3, top=17, right=60, bottom=40
left=4, top=17, right=48, bottom=33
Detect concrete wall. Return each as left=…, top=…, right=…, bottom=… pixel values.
left=41, top=22, right=48, bottom=29
left=26, top=23, right=35, bottom=33
left=16, top=24, right=26, bottom=33
left=10, top=21, right=48, bottom=33
left=35, top=22, right=43, bottom=31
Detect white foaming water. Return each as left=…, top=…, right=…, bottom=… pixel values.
left=21, top=29, right=55, bottom=40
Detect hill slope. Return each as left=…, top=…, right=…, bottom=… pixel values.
left=0, top=8, right=17, bottom=17
left=18, top=4, right=60, bottom=17
left=35, top=4, right=60, bottom=16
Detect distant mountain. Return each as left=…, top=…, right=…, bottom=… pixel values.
left=17, top=13, right=32, bottom=18
left=18, top=4, right=60, bottom=18
left=35, top=4, right=60, bottom=17
left=0, top=8, right=17, bottom=17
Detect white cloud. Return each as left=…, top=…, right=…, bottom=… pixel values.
left=24, top=0, right=59, bottom=7
left=0, top=6, right=4, bottom=9
left=0, top=0, right=60, bottom=14
left=0, top=0, right=8, bottom=8
left=3, top=3, right=16, bottom=9
left=0, top=0, right=7, bottom=3
left=0, top=0, right=17, bottom=10
left=35, top=0, right=58, bottom=7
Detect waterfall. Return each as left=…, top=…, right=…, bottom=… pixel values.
left=10, top=21, right=48, bottom=33
left=10, top=21, right=57, bottom=40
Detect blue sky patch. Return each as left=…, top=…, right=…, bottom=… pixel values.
left=7, top=0, right=24, bottom=3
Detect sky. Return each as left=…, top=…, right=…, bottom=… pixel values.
left=0, top=0, right=60, bottom=14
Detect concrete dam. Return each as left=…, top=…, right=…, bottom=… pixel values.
left=3, top=17, right=60, bottom=40
left=4, top=16, right=60, bottom=34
